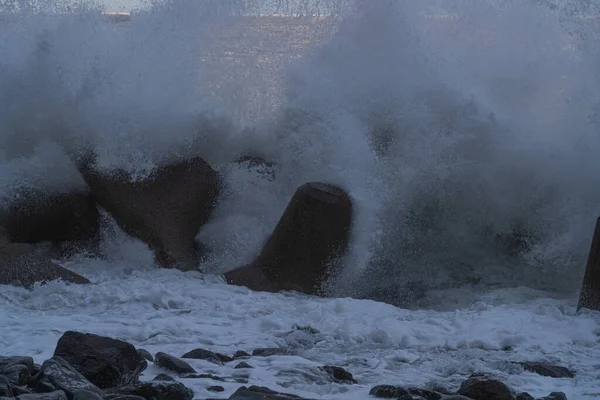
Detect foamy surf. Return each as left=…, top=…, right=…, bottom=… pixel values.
left=1, top=0, right=600, bottom=398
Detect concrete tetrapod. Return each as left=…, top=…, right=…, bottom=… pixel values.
left=225, top=182, right=353, bottom=295
left=578, top=217, right=600, bottom=311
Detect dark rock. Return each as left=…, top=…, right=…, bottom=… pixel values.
left=517, top=362, right=574, bottom=378
left=406, top=388, right=443, bottom=400
left=53, top=331, right=147, bottom=389
left=137, top=349, right=153, bottom=363
left=152, top=374, right=175, bottom=382
left=0, top=375, right=12, bottom=397
left=457, top=374, right=515, bottom=400
left=0, top=356, right=35, bottom=386
left=216, top=353, right=234, bottom=363
left=79, top=156, right=220, bottom=271
left=16, top=391, right=69, bottom=399
left=12, top=385, right=33, bottom=396
left=181, top=349, right=222, bottom=365
left=225, top=182, right=353, bottom=295
left=516, top=393, right=534, bottom=400
left=110, top=381, right=193, bottom=400
left=369, top=385, right=410, bottom=398
left=228, top=386, right=304, bottom=399
left=233, top=351, right=251, bottom=360
left=180, top=373, right=226, bottom=382
left=234, top=377, right=249, bottom=384
left=72, top=389, right=103, bottom=400
left=32, top=356, right=102, bottom=399
left=538, top=393, right=567, bottom=400
left=0, top=189, right=99, bottom=245
left=155, top=353, right=196, bottom=375
left=207, top=385, right=224, bottom=392
left=251, top=348, right=292, bottom=357
left=102, top=395, right=147, bottom=400
left=0, top=240, right=90, bottom=288
left=234, top=362, right=253, bottom=369
left=578, top=217, right=600, bottom=311
left=319, top=366, right=356, bottom=384
left=441, top=396, right=475, bottom=400
left=233, top=156, right=277, bottom=181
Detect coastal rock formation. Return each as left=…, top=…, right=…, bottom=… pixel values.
left=78, top=156, right=221, bottom=271
left=225, top=182, right=352, bottom=295
left=0, top=189, right=100, bottom=245
left=0, top=228, right=90, bottom=288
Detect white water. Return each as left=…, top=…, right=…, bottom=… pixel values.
left=2, top=0, right=600, bottom=398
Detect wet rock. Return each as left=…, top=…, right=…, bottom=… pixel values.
left=228, top=385, right=304, bottom=399
left=72, top=389, right=103, bottom=400
left=155, top=353, right=196, bottom=375
left=538, top=393, right=567, bottom=400
left=0, top=356, right=35, bottom=387
left=207, top=385, right=225, bottom=392
left=180, top=373, right=226, bottom=382
left=234, top=362, right=253, bottom=369
left=516, top=393, right=534, bottom=400
left=369, top=385, right=410, bottom=398
left=152, top=374, right=175, bottom=382
left=110, top=381, right=193, bottom=400
left=406, top=388, right=444, bottom=400
left=136, top=349, right=153, bottom=363
left=102, top=395, right=146, bottom=400
left=16, top=391, right=69, bottom=399
left=233, top=351, right=251, bottom=360
left=442, top=396, right=475, bottom=400
left=31, top=357, right=102, bottom=399
left=319, top=366, right=357, bottom=384
left=0, top=375, right=12, bottom=397
left=251, top=348, right=292, bottom=357
left=0, top=189, right=99, bottom=245
left=79, top=156, right=220, bottom=271
left=216, top=353, right=234, bottom=363
left=181, top=349, right=223, bottom=365
left=457, top=374, right=515, bottom=400
left=0, top=240, right=90, bottom=289
left=53, top=331, right=147, bottom=389
left=517, top=362, right=574, bottom=378
left=225, top=182, right=353, bottom=295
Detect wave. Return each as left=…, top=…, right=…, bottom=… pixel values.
left=1, top=0, right=600, bottom=308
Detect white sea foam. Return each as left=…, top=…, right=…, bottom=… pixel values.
left=2, top=0, right=600, bottom=397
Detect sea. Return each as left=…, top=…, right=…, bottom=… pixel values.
left=1, top=0, right=600, bottom=398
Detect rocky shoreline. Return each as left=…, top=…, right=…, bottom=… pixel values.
left=0, top=331, right=571, bottom=400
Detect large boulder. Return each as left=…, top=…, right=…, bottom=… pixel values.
left=53, top=331, right=147, bottom=389
left=78, top=156, right=221, bottom=271
left=0, top=230, right=90, bottom=288
left=225, top=182, right=353, bottom=295
left=0, top=189, right=100, bottom=245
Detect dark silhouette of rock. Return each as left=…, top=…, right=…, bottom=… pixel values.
left=109, top=381, right=193, bottom=400
left=136, top=349, right=153, bottom=362
left=228, top=385, right=305, bottom=400
left=19, top=391, right=69, bottom=399
left=457, top=374, right=515, bottom=400
left=225, top=182, right=352, bottom=295
left=235, top=362, right=253, bottom=369
left=207, top=385, right=224, bottom=392
left=319, top=366, right=357, bottom=384
left=155, top=353, right=196, bottom=375
left=517, top=362, right=574, bottom=378
left=538, top=393, right=567, bottom=400
left=0, top=189, right=100, bottom=245
left=30, top=357, right=102, bottom=399
left=78, top=156, right=220, bottom=271
left=517, top=394, right=534, bottom=400
left=152, top=374, right=176, bottom=382
left=0, top=236, right=90, bottom=288
left=0, top=375, right=12, bottom=397
left=181, top=349, right=223, bottom=365
left=0, top=356, right=35, bottom=386
left=369, top=385, right=410, bottom=398
left=233, top=350, right=251, bottom=359
left=73, top=389, right=103, bottom=400
left=579, top=217, right=600, bottom=311
left=251, top=348, right=293, bottom=357
left=53, top=331, right=147, bottom=389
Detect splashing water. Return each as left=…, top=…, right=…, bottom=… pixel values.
left=1, top=0, right=600, bottom=309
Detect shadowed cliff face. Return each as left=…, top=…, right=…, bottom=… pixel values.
left=79, top=156, right=221, bottom=271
